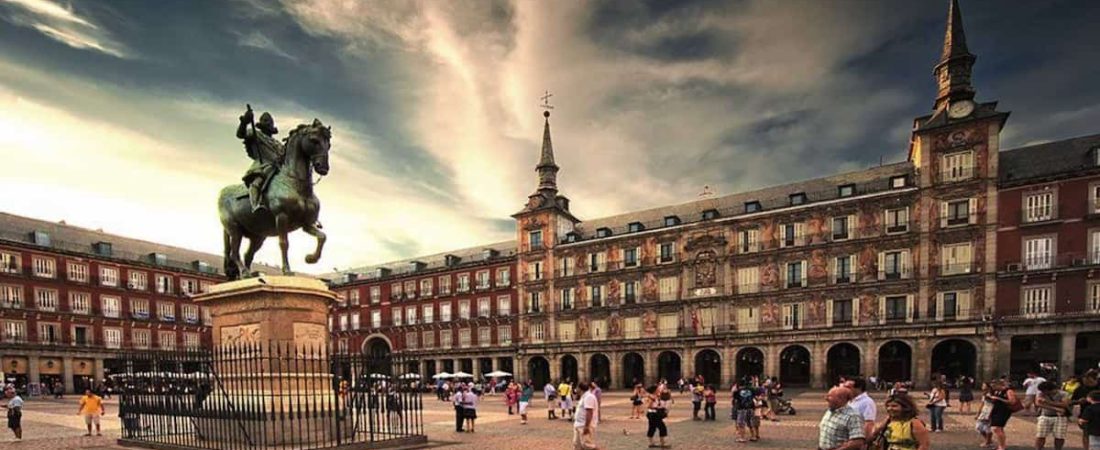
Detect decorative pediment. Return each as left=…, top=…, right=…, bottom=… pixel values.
left=522, top=217, right=546, bottom=231
left=684, top=233, right=728, bottom=252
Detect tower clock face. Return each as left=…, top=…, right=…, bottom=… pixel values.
left=948, top=100, right=975, bottom=119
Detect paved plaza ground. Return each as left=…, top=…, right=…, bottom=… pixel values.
left=0, top=390, right=1087, bottom=449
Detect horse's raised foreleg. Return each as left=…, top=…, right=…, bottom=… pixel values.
left=243, top=237, right=265, bottom=276
left=302, top=222, right=326, bottom=264
left=275, top=214, right=292, bottom=275
left=227, top=229, right=248, bottom=280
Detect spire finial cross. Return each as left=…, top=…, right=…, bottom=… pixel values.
left=540, top=90, right=554, bottom=115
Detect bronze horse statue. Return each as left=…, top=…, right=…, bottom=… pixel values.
left=219, top=119, right=331, bottom=279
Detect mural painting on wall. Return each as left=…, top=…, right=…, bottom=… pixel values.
left=760, top=302, right=780, bottom=327
left=694, top=250, right=717, bottom=287
left=808, top=249, right=829, bottom=285
left=608, top=279, right=621, bottom=306
left=859, top=293, right=877, bottom=324
left=761, top=220, right=777, bottom=250
left=608, top=313, right=623, bottom=338
left=642, top=310, right=658, bottom=337
left=575, top=254, right=586, bottom=275
left=576, top=280, right=588, bottom=308
left=858, top=245, right=878, bottom=282
left=642, top=237, right=657, bottom=265
left=689, top=307, right=700, bottom=334
left=642, top=272, right=659, bottom=302
left=760, top=258, right=780, bottom=290
left=807, top=214, right=828, bottom=245
left=578, top=315, right=591, bottom=340
left=807, top=294, right=826, bottom=326
left=858, top=209, right=880, bottom=239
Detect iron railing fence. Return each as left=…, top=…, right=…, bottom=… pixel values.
left=116, top=343, right=425, bottom=450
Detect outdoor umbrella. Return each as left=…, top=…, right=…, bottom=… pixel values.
left=431, top=372, right=453, bottom=379
left=451, top=371, right=473, bottom=379
left=398, top=373, right=421, bottom=380
left=484, top=371, right=511, bottom=378
left=368, top=373, right=390, bottom=380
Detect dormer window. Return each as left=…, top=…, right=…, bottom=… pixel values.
left=31, top=231, right=50, bottom=247
left=891, top=175, right=907, bottom=189
left=744, top=201, right=761, bottom=213
left=566, top=232, right=580, bottom=243
left=789, top=193, right=807, bottom=206
left=702, top=209, right=719, bottom=220
left=663, top=216, right=681, bottom=227
left=628, top=222, right=645, bottom=233
left=838, top=184, right=855, bottom=198
left=596, top=228, right=612, bottom=238
left=1093, top=146, right=1100, bottom=166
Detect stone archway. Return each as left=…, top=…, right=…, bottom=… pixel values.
left=528, top=357, right=550, bottom=388
left=826, top=343, right=861, bottom=386
left=735, top=347, right=765, bottom=381
left=561, top=354, right=579, bottom=383
left=694, top=349, right=721, bottom=386
left=657, top=351, right=682, bottom=383
left=362, top=335, right=392, bottom=359
left=779, top=345, right=811, bottom=385
left=878, top=341, right=912, bottom=383
left=622, top=352, right=645, bottom=387
left=931, top=339, right=977, bottom=380
left=589, top=354, right=611, bottom=388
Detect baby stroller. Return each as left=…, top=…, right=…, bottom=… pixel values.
left=771, top=397, right=796, bottom=415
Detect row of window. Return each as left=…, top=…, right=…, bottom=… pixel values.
left=1020, top=284, right=1100, bottom=317
left=402, top=326, right=514, bottom=350
left=0, top=252, right=210, bottom=295
left=0, top=321, right=201, bottom=350
left=331, top=295, right=514, bottom=331
left=0, top=285, right=208, bottom=323
left=1020, top=184, right=1100, bottom=224
left=339, top=268, right=512, bottom=306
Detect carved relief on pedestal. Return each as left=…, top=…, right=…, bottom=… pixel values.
left=220, top=323, right=260, bottom=347
left=293, top=322, right=327, bottom=352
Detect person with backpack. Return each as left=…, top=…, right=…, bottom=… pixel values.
left=985, top=378, right=1020, bottom=450
left=732, top=378, right=757, bottom=443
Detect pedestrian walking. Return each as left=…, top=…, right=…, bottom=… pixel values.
left=817, top=387, right=866, bottom=450
left=630, top=384, right=644, bottom=420
left=78, top=388, right=105, bottom=437
left=733, top=379, right=757, bottom=442
left=974, top=382, right=994, bottom=448
left=2, top=388, right=22, bottom=440
left=572, top=382, right=598, bottom=450
left=544, top=381, right=558, bottom=420
left=505, top=382, right=518, bottom=415
left=847, top=376, right=876, bottom=439
left=559, top=379, right=574, bottom=420
left=703, top=385, right=717, bottom=421
left=958, top=376, right=975, bottom=414
left=925, top=381, right=947, bottom=432
left=452, top=384, right=465, bottom=432
left=644, top=385, right=670, bottom=448
left=519, top=381, right=533, bottom=425
left=1024, top=371, right=1048, bottom=415
left=867, top=393, right=930, bottom=450
left=691, top=384, right=703, bottom=420
left=461, top=384, right=478, bottom=433
left=1072, top=370, right=1099, bottom=450
left=985, top=378, right=1020, bottom=450
left=1034, top=381, right=1071, bottom=450
left=1076, top=390, right=1100, bottom=450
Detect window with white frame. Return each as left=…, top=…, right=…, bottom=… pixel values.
left=496, top=268, right=510, bottom=286
left=658, top=277, right=678, bottom=301
left=128, top=271, right=147, bottom=290
left=458, top=300, right=470, bottom=319
left=422, top=331, right=435, bottom=348
left=589, top=251, right=607, bottom=272
left=780, top=223, right=804, bottom=248
left=422, top=304, right=433, bottom=323
left=658, top=314, right=677, bottom=337
left=101, top=295, right=121, bottom=317
left=392, top=308, right=402, bottom=326
left=590, top=284, right=604, bottom=307
left=1089, top=283, right=1100, bottom=313
left=438, top=276, right=451, bottom=295
left=558, top=257, right=575, bottom=276
left=404, top=280, right=416, bottom=299
left=390, top=283, right=402, bottom=299
left=406, top=331, right=418, bottom=349
left=1090, top=229, right=1100, bottom=264
left=38, top=322, right=60, bottom=344
left=159, top=331, right=176, bottom=350
left=736, top=307, right=759, bottom=332
left=370, top=286, right=381, bottom=304
left=133, top=329, right=150, bottom=349
left=832, top=216, right=852, bottom=241
left=128, top=298, right=148, bottom=319
left=348, top=289, right=359, bottom=305
left=420, top=279, right=432, bottom=297
left=3, top=320, right=27, bottom=342
left=104, top=328, right=122, bottom=349
left=202, top=307, right=212, bottom=325
left=498, top=326, right=512, bottom=345
left=35, top=288, right=58, bottom=311
left=155, top=274, right=173, bottom=294
left=782, top=303, right=803, bottom=330
left=182, top=304, right=199, bottom=323
left=184, top=333, right=201, bottom=349
left=739, top=228, right=759, bottom=254
left=624, top=281, right=638, bottom=304
left=0, top=285, right=21, bottom=308
left=69, top=292, right=89, bottom=314
left=440, top=330, right=453, bottom=348
left=459, top=328, right=471, bottom=347
left=527, top=261, right=542, bottom=281
left=942, top=199, right=976, bottom=227
left=1022, top=286, right=1052, bottom=317
left=1090, top=183, right=1100, bottom=215
left=659, top=242, right=676, bottom=263
left=478, top=327, right=490, bottom=346
left=405, top=306, right=417, bottom=324
left=32, top=256, right=55, bottom=278
left=558, top=321, right=575, bottom=342
left=529, top=230, right=543, bottom=249
left=339, top=314, right=348, bottom=331
left=528, top=292, right=542, bottom=313
left=440, top=302, right=452, bottom=321
left=880, top=250, right=910, bottom=279
left=457, top=274, right=470, bottom=292
left=157, top=301, right=174, bottom=321
left=559, top=288, right=573, bottom=310
left=350, top=313, right=359, bottom=330
left=834, top=255, right=854, bottom=284
left=478, top=297, right=490, bottom=317
left=200, top=281, right=212, bottom=293
left=0, top=252, right=20, bottom=274
left=68, top=262, right=88, bottom=283
left=180, top=278, right=198, bottom=295
left=941, top=243, right=973, bottom=275
left=936, top=291, right=971, bottom=321
left=941, top=151, right=974, bottom=182
left=623, top=317, right=641, bottom=339
left=100, top=266, right=120, bottom=287
left=476, top=270, right=490, bottom=289
left=735, top=266, right=759, bottom=294
left=497, top=295, right=510, bottom=316
left=370, top=310, right=381, bottom=328
left=885, top=208, right=909, bottom=233
left=1023, top=236, right=1054, bottom=270
left=530, top=322, right=545, bottom=343
left=624, top=247, right=639, bottom=267
left=1024, top=191, right=1054, bottom=223
left=784, top=261, right=806, bottom=288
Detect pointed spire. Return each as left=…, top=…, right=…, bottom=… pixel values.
left=932, top=0, right=977, bottom=111
left=536, top=110, right=559, bottom=192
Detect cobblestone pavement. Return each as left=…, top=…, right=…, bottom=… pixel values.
left=0, top=391, right=1086, bottom=449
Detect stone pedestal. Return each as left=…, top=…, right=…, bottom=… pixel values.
left=195, top=275, right=336, bottom=351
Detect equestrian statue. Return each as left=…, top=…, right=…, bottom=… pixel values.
left=218, top=105, right=332, bottom=280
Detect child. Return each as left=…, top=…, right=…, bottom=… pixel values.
left=1078, top=390, right=1100, bottom=450
left=975, top=382, right=994, bottom=448
left=750, top=392, right=763, bottom=441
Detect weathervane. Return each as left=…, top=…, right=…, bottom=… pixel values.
left=540, top=90, right=554, bottom=116
left=699, top=185, right=715, bottom=198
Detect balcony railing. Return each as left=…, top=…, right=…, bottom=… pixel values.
left=1004, top=252, right=1100, bottom=273
left=939, top=262, right=979, bottom=276
left=938, top=167, right=976, bottom=183
left=1021, top=207, right=1058, bottom=224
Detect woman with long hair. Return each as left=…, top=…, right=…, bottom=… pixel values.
left=926, top=381, right=948, bottom=432
left=985, top=378, right=1017, bottom=450
left=644, top=385, right=670, bottom=448
left=630, top=384, right=645, bottom=419
left=869, top=394, right=930, bottom=450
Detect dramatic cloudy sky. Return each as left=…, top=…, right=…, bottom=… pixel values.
left=1, top=0, right=1098, bottom=274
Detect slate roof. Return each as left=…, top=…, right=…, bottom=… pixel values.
left=999, top=133, right=1100, bottom=185
left=324, top=240, right=517, bottom=283
left=0, top=212, right=234, bottom=276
